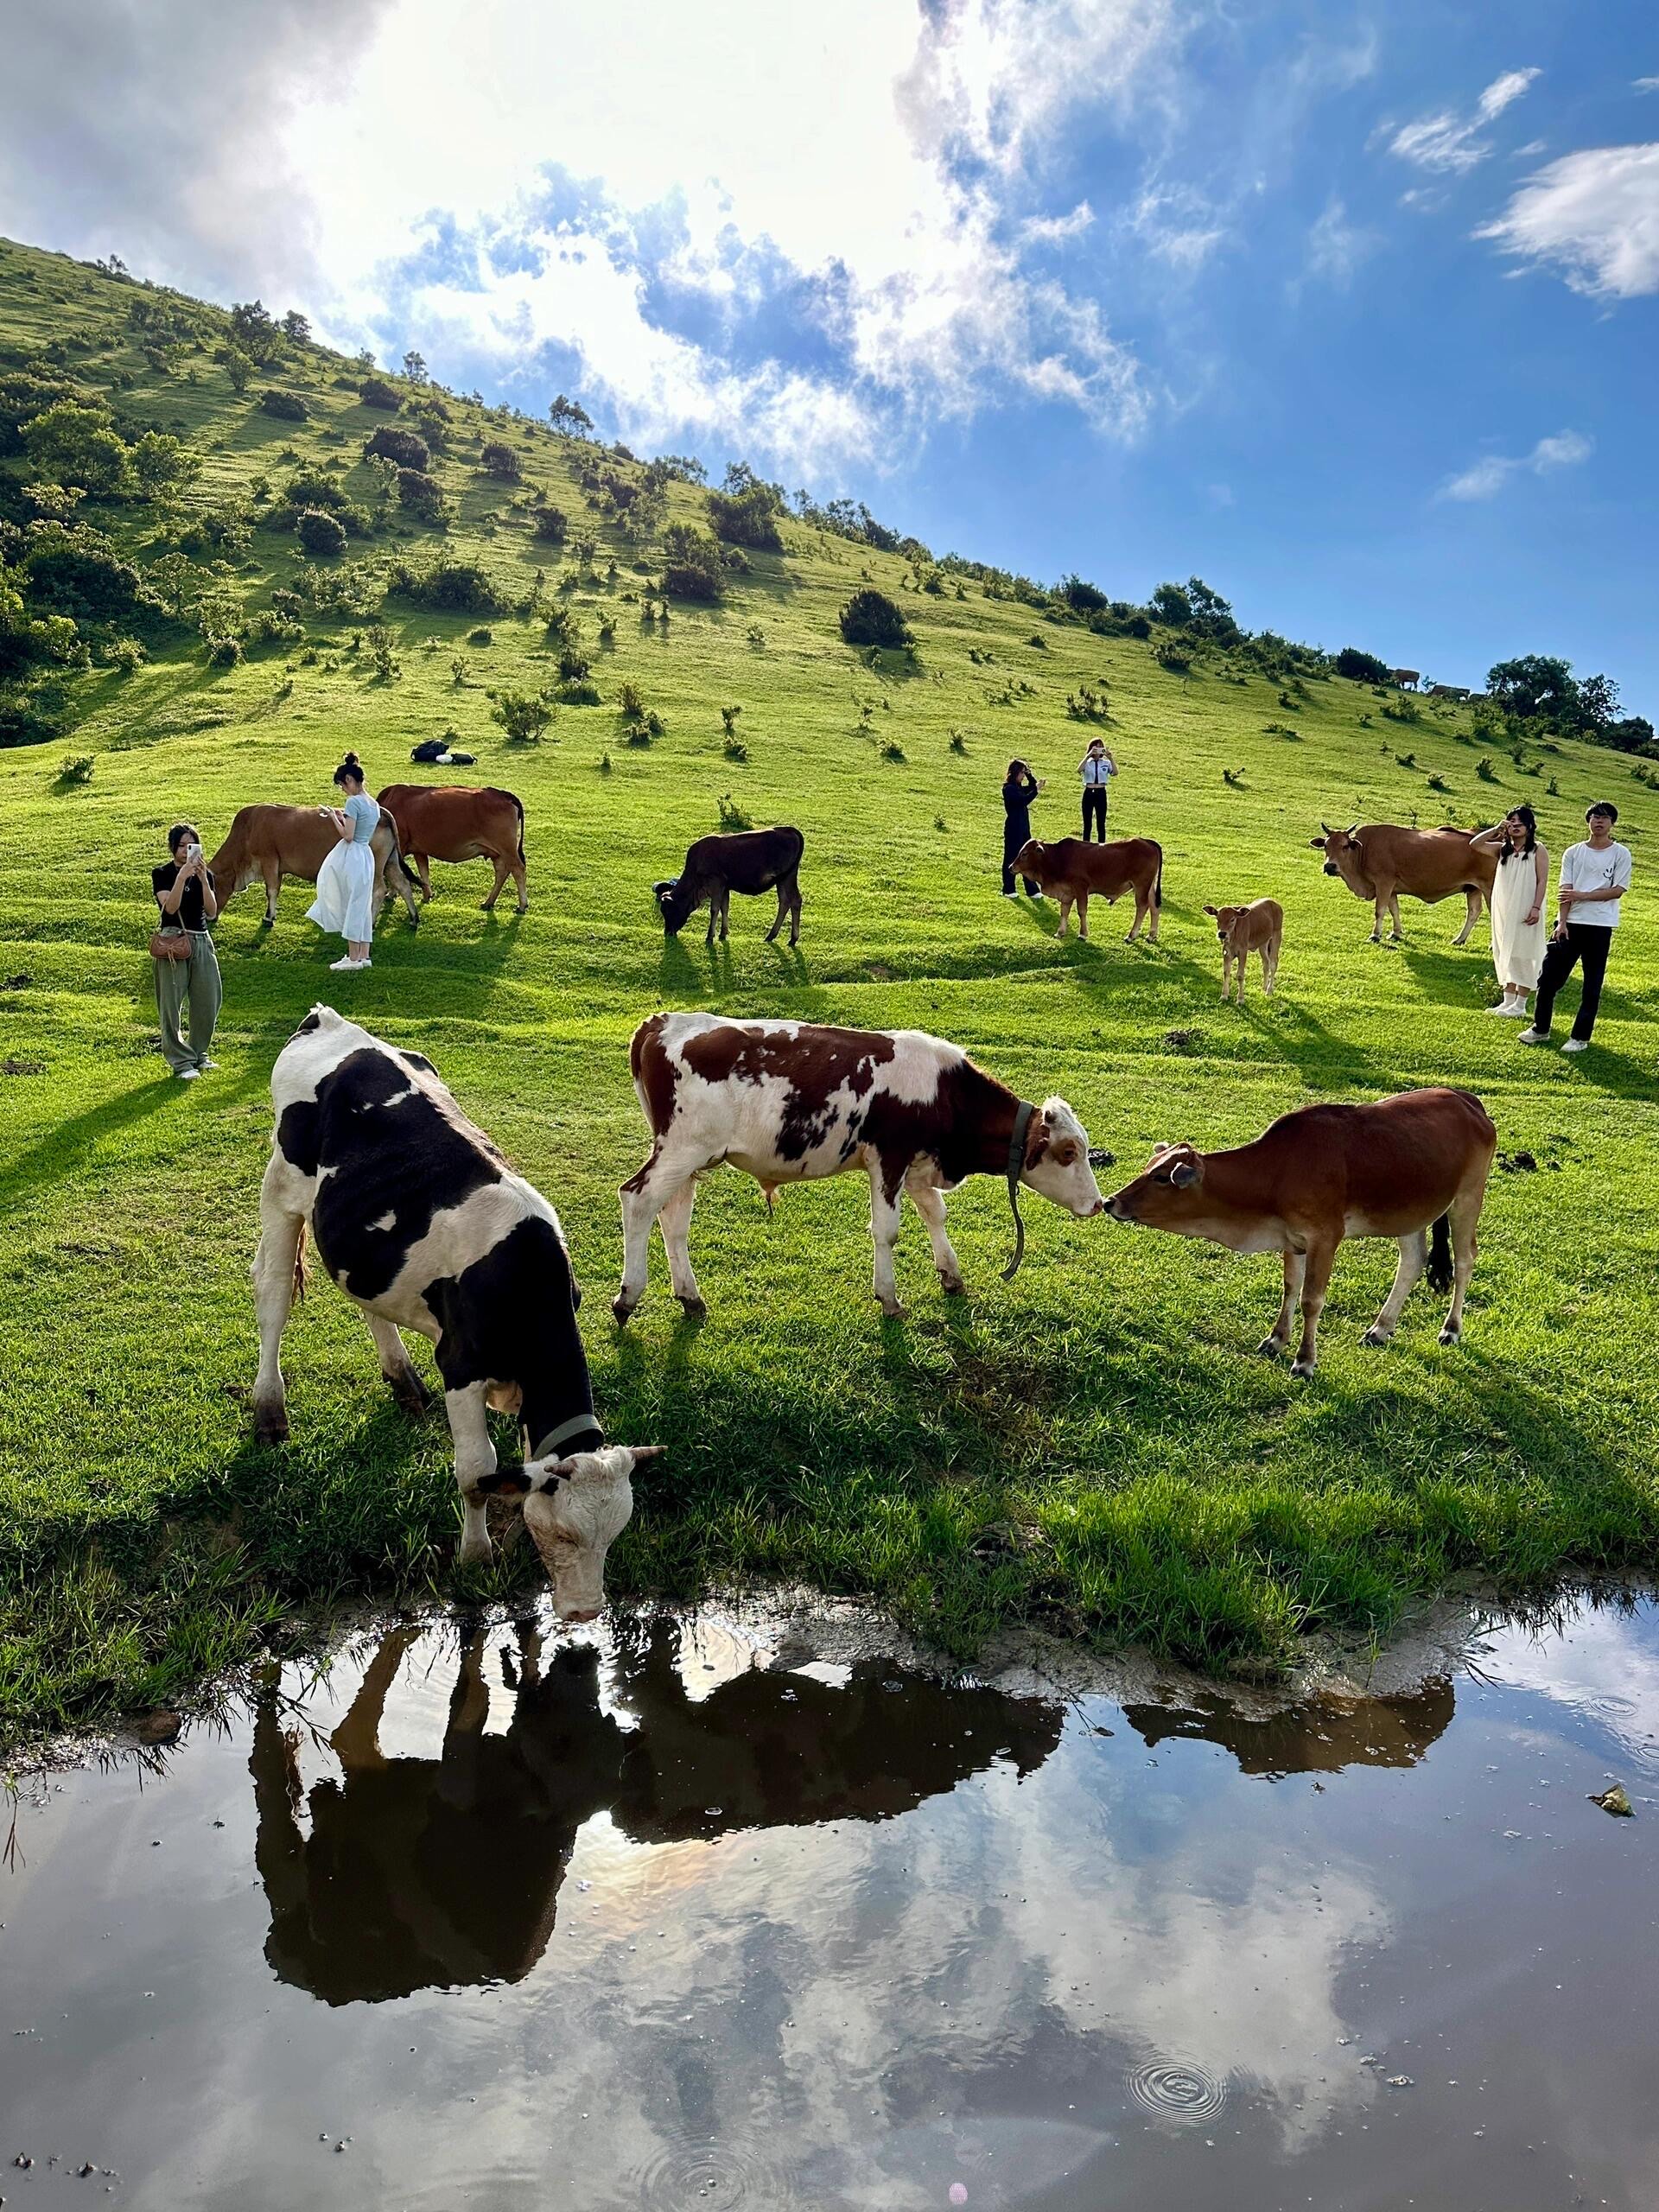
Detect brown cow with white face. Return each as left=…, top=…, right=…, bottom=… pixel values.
left=613, top=1012, right=1105, bottom=1319
left=1312, top=823, right=1497, bottom=945
left=1012, top=836, right=1163, bottom=942
left=208, top=804, right=420, bottom=928
left=376, top=784, right=528, bottom=912
left=1204, top=899, right=1282, bottom=1001
left=1104, top=1088, right=1496, bottom=1374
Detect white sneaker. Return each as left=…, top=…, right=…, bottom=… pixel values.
left=1517, top=1028, right=1549, bottom=1045
left=1486, top=1000, right=1517, bottom=1016
left=329, top=955, right=372, bottom=972
left=195, top=1057, right=219, bottom=1070
left=1561, top=1037, right=1588, bottom=1053
left=175, top=1065, right=200, bottom=1080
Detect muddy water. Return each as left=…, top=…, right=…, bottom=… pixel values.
left=3, top=1599, right=1657, bottom=2211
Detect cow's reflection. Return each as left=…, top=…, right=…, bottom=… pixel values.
left=251, top=1619, right=1063, bottom=2005
left=1122, top=1675, right=1456, bottom=1776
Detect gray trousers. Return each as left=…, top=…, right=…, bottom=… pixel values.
left=155, top=930, right=222, bottom=1072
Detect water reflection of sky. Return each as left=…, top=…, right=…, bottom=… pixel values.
left=1, top=1596, right=1656, bottom=2212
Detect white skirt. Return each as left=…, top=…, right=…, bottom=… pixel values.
left=308, top=837, right=378, bottom=942
left=1490, top=854, right=1548, bottom=988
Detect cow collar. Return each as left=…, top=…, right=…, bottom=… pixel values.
left=1001, top=1099, right=1036, bottom=1282
left=531, top=1411, right=606, bottom=1464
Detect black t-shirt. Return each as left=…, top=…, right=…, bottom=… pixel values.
left=152, top=860, right=216, bottom=931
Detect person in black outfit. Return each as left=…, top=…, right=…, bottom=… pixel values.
left=1001, top=758, right=1044, bottom=896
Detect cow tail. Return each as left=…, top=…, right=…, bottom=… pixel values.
left=513, top=794, right=526, bottom=864
left=1152, top=849, right=1163, bottom=909
left=294, top=1221, right=309, bottom=1303
left=1426, top=1213, right=1452, bottom=1295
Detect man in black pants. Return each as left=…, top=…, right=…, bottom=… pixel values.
left=1521, top=802, right=1633, bottom=1053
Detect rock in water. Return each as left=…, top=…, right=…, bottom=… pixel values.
left=1588, top=1783, right=1634, bottom=1817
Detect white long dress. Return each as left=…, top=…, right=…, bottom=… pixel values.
left=308, top=794, right=379, bottom=943
left=1490, top=846, right=1548, bottom=988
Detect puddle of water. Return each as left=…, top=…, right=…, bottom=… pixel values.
left=3, top=1597, right=1656, bottom=2211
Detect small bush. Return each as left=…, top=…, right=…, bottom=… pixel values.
left=104, top=637, right=145, bottom=674
left=560, top=680, right=602, bottom=706
left=746, top=623, right=766, bottom=650
left=709, top=484, right=784, bottom=550
left=557, top=645, right=591, bottom=683
left=489, top=687, right=557, bottom=744
left=1427, top=773, right=1449, bottom=793
left=359, top=376, right=401, bottom=410
left=599, top=750, right=613, bottom=774
left=839, top=588, right=911, bottom=650
left=246, top=609, right=304, bottom=648
left=366, top=624, right=400, bottom=682
left=258, top=387, right=307, bottom=421
left=1222, top=766, right=1245, bottom=788
left=365, top=424, right=430, bottom=471
left=1027, top=632, right=1048, bottom=649
left=389, top=560, right=505, bottom=614
left=720, top=704, right=742, bottom=737
left=480, top=441, right=521, bottom=482
left=948, top=729, right=968, bottom=754
left=57, top=753, right=94, bottom=785
left=1336, top=645, right=1390, bottom=684
left=1382, top=698, right=1421, bottom=725
left=879, top=738, right=906, bottom=763
left=1476, top=756, right=1498, bottom=782
left=205, top=634, right=243, bottom=669
left=618, top=681, right=646, bottom=722
left=723, top=736, right=749, bottom=762
left=531, top=505, right=569, bottom=543
left=717, top=791, right=753, bottom=832
left=1155, top=643, right=1192, bottom=675
left=396, top=467, right=445, bottom=520
left=295, top=506, right=347, bottom=557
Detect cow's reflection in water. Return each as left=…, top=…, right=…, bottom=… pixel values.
left=251, top=1619, right=1063, bottom=2005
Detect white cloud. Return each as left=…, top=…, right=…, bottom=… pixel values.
left=1634, top=76, right=1659, bottom=93
left=1439, top=427, right=1592, bottom=501
left=1476, top=143, right=1659, bottom=299
left=1387, top=65, right=1541, bottom=174
left=1128, top=183, right=1228, bottom=271
left=1301, top=194, right=1379, bottom=288
left=1020, top=200, right=1096, bottom=246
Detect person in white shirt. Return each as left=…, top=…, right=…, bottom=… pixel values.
left=1520, top=803, right=1634, bottom=1052
left=1077, top=739, right=1117, bottom=842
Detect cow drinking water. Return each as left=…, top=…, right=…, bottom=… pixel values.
left=654, top=825, right=804, bottom=945
left=252, top=1007, right=660, bottom=1618
left=613, top=1011, right=1105, bottom=1320
left=1312, top=822, right=1496, bottom=945
left=1103, top=1087, right=1496, bottom=1373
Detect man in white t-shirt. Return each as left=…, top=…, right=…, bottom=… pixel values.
left=1078, top=739, right=1117, bottom=842
left=1520, top=802, right=1634, bottom=1052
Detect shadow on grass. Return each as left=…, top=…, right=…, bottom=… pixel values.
left=0, top=1061, right=263, bottom=1217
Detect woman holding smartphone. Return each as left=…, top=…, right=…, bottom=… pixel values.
left=151, top=820, right=221, bottom=1079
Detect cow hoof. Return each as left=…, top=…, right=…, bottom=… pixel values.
left=939, top=1274, right=966, bottom=1298
left=255, top=1408, right=289, bottom=1444
left=1361, top=1327, right=1392, bottom=1349
left=612, top=1294, right=638, bottom=1325
left=1439, top=1325, right=1461, bottom=1346
left=1255, top=1338, right=1286, bottom=1359
left=456, top=1537, right=493, bottom=1569
left=676, top=1294, right=708, bottom=1319
left=877, top=1300, right=908, bottom=1319
left=390, top=1372, right=432, bottom=1415
left=1290, top=1358, right=1317, bottom=1379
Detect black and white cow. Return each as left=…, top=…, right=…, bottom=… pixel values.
left=614, top=1012, right=1106, bottom=1321
left=253, top=1007, right=659, bottom=1618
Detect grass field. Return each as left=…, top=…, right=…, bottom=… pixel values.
left=3, top=238, right=1656, bottom=1743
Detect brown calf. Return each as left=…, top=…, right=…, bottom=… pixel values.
left=1104, top=1088, right=1496, bottom=1374
left=376, top=784, right=528, bottom=913
left=207, top=804, right=419, bottom=928
left=1204, top=899, right=1282, bottom=1001
left=1313, top=822, right=1496, bottom=945
left=1012, top=836, right=1163, bottom=942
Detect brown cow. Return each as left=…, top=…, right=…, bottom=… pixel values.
left=1012, top=836, right=1163, bottom=942
left=376, top=784, right=528, bottom=913
left=1204, top=899, right=1282, bottom=1001
left=208, top=804, right=419, bottom=928
left=1103, top=1088, right=1496, bottom=1374
left=1313, top=822, right=1497, bottom=945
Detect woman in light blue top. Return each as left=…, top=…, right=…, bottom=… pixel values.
left=308, top=752, right=381, bottom=970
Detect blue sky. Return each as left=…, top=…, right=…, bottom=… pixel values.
left=3, top=0, right=1655, bottom=711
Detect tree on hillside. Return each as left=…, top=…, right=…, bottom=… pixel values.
left=838, top=588, right=912, bottom=650
left=1060, top=574, right=1109, bottom=614
left=549, top=393, right=594, bottom=438
left=657, top=453, right=707, bottom=484
left=229, top=300, right=280, bottom=363
left=144, top=551, right=200, bottom=619
left=709, top=475, right=785, bottom=550
left=660, top=524, right=724, bottom=601
left=365, top=425, right=429, bottom=470
left=130, top=431, right=198, bottom=493
left=402, top=349, right=429, bottom=385
left=282, top=309, right=312, bottom=345
left=1184, top=576, right=1239, bottom=642
left=1574, top=671, right=1619, bottom=732
left=21, top=403, right=130, bottom=495
left=1336, top=646, right=1391, bottom=684
left=1486, top=654, right=1577, bottom=727
left=1150, top=580, right=1194, bottom=627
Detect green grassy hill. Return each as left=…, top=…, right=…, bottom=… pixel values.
left=2, top=235, right=1656, bottom=1739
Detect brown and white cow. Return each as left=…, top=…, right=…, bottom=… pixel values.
left=1103, top=1087, right=1496, bottom=1374
left=1204, top=899, right=1283, bottom=1001
left=613, top=1012, right=1105, bottom=1320
left=208, top=804, right=419, bottom=929
left=1312, top=823, right=1497, bottom=945
left=1012, top=836, right=1163, bottom=942
left=376, top=783, right=529, bottom=913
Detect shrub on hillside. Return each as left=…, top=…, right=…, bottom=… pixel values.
left=1336, top=645, right=1390, bottom=684
left=489, top=687, right=558, bottom=744
left=531, top=504, right=569, bottom=543
left=130, top=433, right=196, bottom=493
left=1154, top=641, right=1192, bottom=674
left=708, top=483, right=784, bottom=550
left=20, top=525, right=153, bottom=626
left=0, top=372, right=78, bottom=455
left=359, top=376, right=401, bottom=410
left=397, top=467, right=446, bottom=522
left=295, top=507, right=347, bottom=557
left=480, top=442, right=521, bottom=481
left=21, top=402, right=130, bottom=494
left=387, top=558, right=505, bottom=615
left=365, top=425, right=430, bottom=471
left=258, top=388, right=308, bottom=422
left=838, top=588, right=912, bottom=650
left=661, top=524, right=724, bottom=601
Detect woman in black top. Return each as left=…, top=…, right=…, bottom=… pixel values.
left=1001, top=758, right=1044, bottom=896
left=151, top=820, right=222, bottom=1079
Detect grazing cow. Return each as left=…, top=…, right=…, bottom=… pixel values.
left=1389, top=669, right=1421, bottom=690
left=251, top=1007, right=660, bottom=1618
left=1204, top=899, right=1282, bottom=1001
left=1103, top=1087, right=1496, bottom=1374
left=1011, top=836, right=1163, bottom=943
left=251, top=1617, right=1060, bottom=2003
left=375, top=783, right=528, bottom=913
left=208, top=804, right=419, bottom=929
left=614, top=1011, right=1105, bottom=1320
left=654, top=825, right=804, bottom=945
left=1312, top=822, right=1497, bottom=945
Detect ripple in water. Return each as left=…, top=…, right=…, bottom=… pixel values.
left=632, top=2136, right=796, bottom=2209
left=1125, top=2059, right=1227, bottom=2122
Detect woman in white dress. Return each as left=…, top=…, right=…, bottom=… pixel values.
left=308, top=752, right=380, bottom=972
left=1471, top=804, right=1548, bottom=1018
